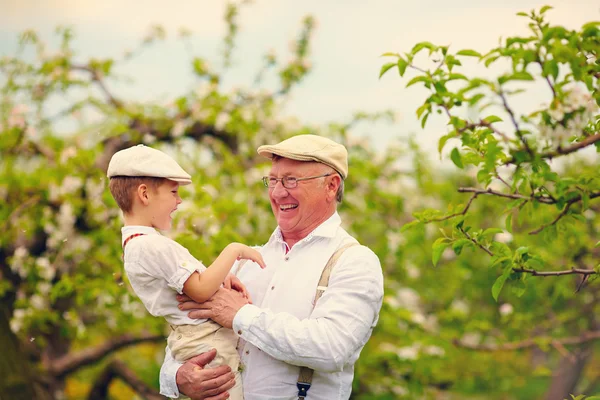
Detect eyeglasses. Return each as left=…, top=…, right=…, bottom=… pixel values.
left=262, top=173, right=333, bottom=189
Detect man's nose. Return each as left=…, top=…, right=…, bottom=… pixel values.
left=271, top=181, right=289, bottom=198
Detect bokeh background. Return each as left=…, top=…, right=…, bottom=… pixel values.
left=1, top=1, right=600, bottom=399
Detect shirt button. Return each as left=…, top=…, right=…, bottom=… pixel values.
left=284, top=256, right=289, bottom=261
left=271, top=286, right=275, bottom=290
left=177, top=335, right=182, bottom=340
left=245, top=350, right=250, bottom=355
left=237, top=330, right=242, bottom=335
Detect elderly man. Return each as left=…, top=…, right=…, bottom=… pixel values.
left=159, top=134, right=383, bottom=400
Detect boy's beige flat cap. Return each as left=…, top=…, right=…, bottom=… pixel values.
left=257, top=134, right=348, bottom=179
left=107, top=144, right=192, bottom=185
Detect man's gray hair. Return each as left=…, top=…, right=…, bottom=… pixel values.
left=335, top=178, right=344, bottom=204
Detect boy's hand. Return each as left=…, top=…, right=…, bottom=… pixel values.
left=228, top=243, right=267, bottom=269
left=223, top=273, right=252, bottom=303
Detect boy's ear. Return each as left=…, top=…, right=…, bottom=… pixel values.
left=136, top=184, right=151, bottom=206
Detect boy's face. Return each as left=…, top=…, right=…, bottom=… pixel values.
left=147, top=180, right=182, bottom=230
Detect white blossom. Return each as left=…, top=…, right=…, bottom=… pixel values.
left=396, top=345, right=419, bottom=360
left=37, top=282, right=52, bottom=296
left=214, top=113, right=230, bottom=130
left=142, top=133, right=157, bottom=144
left=30, top=294, right=47, bottom=310
left=60, top=147, right=78, bottom=164
left=450, top=299, right=470, bottom=314
left=7, top=104, right=27, bottom=129
left=423, top=345, right=446, bottom=357
left=494, top=231, right=513, bottom=243
left=171, top=120, right=186, bottom=137
left=461, top=332, right=481, bottom=347
left=10, top=309, right=27, bottom=333
left=499, top=303, right=514, bottom=316
left=60, top=176, right=83, bottom=195
left=395, top=287, right=421, bottom=311
left=36, top=257, right=56, bottom=281
left=405, top=262, right=421, bottom=279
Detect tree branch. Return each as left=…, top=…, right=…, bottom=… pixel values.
left=529, top=191, right=600, bottom=234
left=512, top=267, right=597, bottom=277
left=70, top=64, right=123, bottom=109
left=48, top=333, right=164, bottom=378
left=87, top=359, right=162, bottom=400
left=457, top=187, right=555, bottom=204
left=453, top=330, right=600, bottom=351
left=499, top=91, right=533, bottom=157
left=459, top=226, right=493, bottom=256
left=430, top=193, right=479, bottom=222
left=505, top=132, right=600, bottom=165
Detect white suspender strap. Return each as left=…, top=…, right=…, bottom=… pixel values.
left=296, top=242, right=359, bottom=399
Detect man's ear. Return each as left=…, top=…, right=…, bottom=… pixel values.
left=327, top=175, right=341, bottom=202
left=137, top=184, right=150, bottom=206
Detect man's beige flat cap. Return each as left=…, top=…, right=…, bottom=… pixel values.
left=257, top=134, right=348, bottom=179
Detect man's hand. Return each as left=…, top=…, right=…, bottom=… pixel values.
left=223, top=273, right=252, bottom=303
left=176, top=349, right=236, bottom=400
left=178, top=288, right=249, bottom=329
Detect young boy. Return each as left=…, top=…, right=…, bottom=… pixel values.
left=107, top=144, right=263, bottom=400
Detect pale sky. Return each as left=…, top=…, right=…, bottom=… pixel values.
left=1, top=0, right=599, bottom=156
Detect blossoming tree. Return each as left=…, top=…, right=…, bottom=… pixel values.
left=380, top=6, right=600, bottom=400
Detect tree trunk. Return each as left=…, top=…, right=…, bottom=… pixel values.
left=0, top=300, right=53, bottom=400
left=544, top=347, right=591, bottom=400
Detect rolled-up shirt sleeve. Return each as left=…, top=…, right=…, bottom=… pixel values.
left=159, top=345, right=183, bottom=398
left=232, top=247, right=383, bottom=372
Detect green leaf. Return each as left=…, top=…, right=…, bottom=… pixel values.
left=432, top=238, right=450, bottom=267
left=452, top=239, right=472, bottom=255
left=438, top=133, right=455, bottom=154
left=505, top=213, right=513, bottom=233
left=447, top=73, right=468, bottom=81
left=400, top=220, right=421, bottom=232
left=421, top=112, right=430, bottom=129
left=539, top=5, right=553, bottom=14
left=406, top=75, right=429, bottom=87
left=450, top=148, right=464, bottom=169
left=412, top=41, right=436, bottom=55
left=511, top=280, right=526, bottom=297
left=483, top=228, right=504, bottom=238
left=491, top=241, right=512, bottom=257
left=456, top=49, right=482, bottom=58
left=582, top=191, right=590, bottom=210
left=379, top=62, right=397, bottom=79
left=483, top=115, right=503, bottom=124
left=492, top=268, right=511, bottom=301
left=397, top=57, right=408, bottom=76
left=380, top=52, right=399, bottom=57
left=542, top=60, right=559, bottom=81
left=498, top=71, right=534, bottom=84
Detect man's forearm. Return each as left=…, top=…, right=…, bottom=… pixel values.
left=159, top=345, right=183, bottom=398
left=233, top=275, right=382, bottom=372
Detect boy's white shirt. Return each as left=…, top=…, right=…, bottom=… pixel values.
left=121, top=225, right=208, bottom=326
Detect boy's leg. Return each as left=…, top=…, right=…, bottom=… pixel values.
left=168, top=322, right=244, bottom=399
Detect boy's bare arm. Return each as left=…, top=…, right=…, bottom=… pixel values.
left=182, top=243, right=265, bottom=303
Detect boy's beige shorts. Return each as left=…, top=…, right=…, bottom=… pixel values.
left=168, top=320, right=243, bottom=400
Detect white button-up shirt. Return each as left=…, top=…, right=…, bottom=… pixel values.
left=160, top=212, right=383, bottom=400
left=122, top=225, right=208, bottom=326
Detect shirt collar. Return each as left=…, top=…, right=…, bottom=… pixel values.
left=270, top=211, right=341, bottom=245
left=121, top=225, right=160, bottom=242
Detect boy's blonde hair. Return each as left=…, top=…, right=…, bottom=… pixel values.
left=109, top=176, right=168, bottom=213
